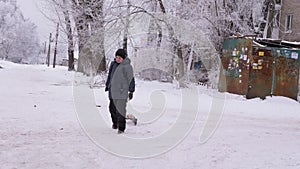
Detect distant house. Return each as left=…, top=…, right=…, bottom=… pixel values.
left=265, top=0, right=300, bottom=42
left=279, top=0, right=300, bottom=41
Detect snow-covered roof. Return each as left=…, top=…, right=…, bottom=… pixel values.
left=227, top=34, right=300, bottom=48
left=254, top=38, right=300, bottom=49
left=281, top=40, right=300, bottom=45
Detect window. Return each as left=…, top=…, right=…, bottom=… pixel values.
left=285, top=14, right=293, bottom=32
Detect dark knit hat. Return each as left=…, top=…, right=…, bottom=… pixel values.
left=115, top=49, right=127, bottom=59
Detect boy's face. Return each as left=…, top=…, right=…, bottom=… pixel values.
left=115, top=55, right=123, bottom=63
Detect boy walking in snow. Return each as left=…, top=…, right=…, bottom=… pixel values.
left=105, top=49, right=135, bottom=134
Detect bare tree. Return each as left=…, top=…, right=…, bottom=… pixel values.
left=62, top=0, right=75, bottom=71
left=42, top=0, right=76, bottom=70
left=146, top=0, right=162, bottom=48
left=45, top=0, right=106, bottom=74
left=44, top=0, right=266, bottom=85
left=73, top=0, right=106, bottom=75
left=0, top=0, right=40, bottom=63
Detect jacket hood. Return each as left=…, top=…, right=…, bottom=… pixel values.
left=120, top=57, right=131, bottom=65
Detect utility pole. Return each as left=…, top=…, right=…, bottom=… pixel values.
left=53, top=23, right=59, bottom=68
left=47, top=33, right=52, bottom=67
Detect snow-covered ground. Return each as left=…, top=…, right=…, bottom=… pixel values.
left=1, top=60, right=300, bottom=169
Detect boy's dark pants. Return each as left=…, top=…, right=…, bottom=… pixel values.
left=109, top=99, right=127, bottom=131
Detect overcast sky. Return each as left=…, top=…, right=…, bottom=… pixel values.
left=17, top=0, right=55, bottom=43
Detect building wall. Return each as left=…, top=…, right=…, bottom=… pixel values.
left=279, top=0, right=300, bottom=41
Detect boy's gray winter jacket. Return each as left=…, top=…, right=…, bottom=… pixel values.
left=106, top=58, right=135, bottom=99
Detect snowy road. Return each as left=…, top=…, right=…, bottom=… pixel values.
left=1, top=60, right=300, bottom=169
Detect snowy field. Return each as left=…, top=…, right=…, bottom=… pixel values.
left=1, top=60, right=300, bottom=169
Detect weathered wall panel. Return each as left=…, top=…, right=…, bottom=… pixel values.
left=273, top=50, right=300, bottom=100
left=220, top=38, right=252, bottom=95
left=247, top=48, right=273, bottom=99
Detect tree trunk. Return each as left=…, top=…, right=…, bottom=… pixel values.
left=75, top=16, right=90, bottom=74
left=123, top=0, right=130, bottom=52
left=187, top=43, right=194, bottom=81
left=266, top=1, right=274, bottom=38
left=74, top=0, right=106, bottom=75
left=53, top=23, right=59, bottom=68
left=157, top=0, right=185, bottom=81
left=47, top=33, right=52, bottom=67
left=95, top=0, right=106, bottom=73
left=214, top=0, right=221, bottom=36
left=176, top=45, right=185, bottom=80
left=147, top=0, right=162, bottom=48
left=63, top=0, right=75, bottom=71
